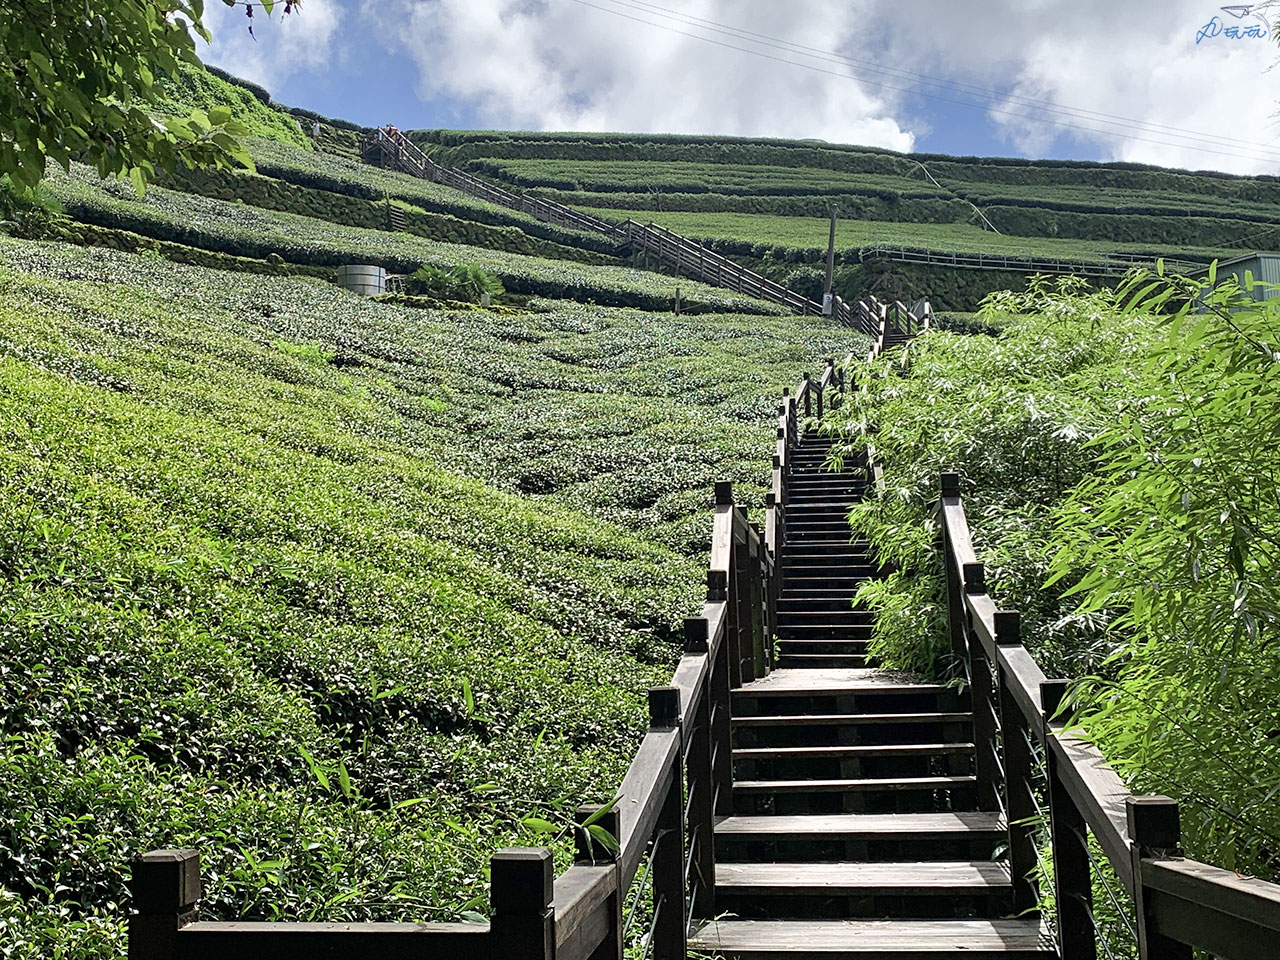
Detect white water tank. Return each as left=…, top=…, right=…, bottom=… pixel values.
left=334, top=264, right=386, bottom=296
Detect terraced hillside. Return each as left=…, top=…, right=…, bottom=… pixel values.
left=408, top=129, right=1280, bottom=307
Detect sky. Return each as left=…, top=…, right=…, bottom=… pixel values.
left=199, top=0, right=1280, bottom=175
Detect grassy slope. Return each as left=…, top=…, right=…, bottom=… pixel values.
left=0, top=237, right=859, bottom=958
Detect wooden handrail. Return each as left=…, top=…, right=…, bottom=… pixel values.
left=937, top=471, right=1280, bottom=957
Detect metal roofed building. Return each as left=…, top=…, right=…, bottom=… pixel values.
left=1191, top=251, right=1280, bottom=302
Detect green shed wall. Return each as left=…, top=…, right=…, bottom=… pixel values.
left=1221, top=254, right=1280, bottom=300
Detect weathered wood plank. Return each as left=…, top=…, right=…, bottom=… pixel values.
left=715, top=861, right=1010, bottom=894
left=551, top=865, right=615, bottom=958
left=177, top=922, right=491, bottom=960
left=1144, top=857, right=1280, bottom=933
left=1048, top=732, right=1133, bottom=893
left=734, top=669, right=944, bottom=695
left=732, top=711, right=971, bottom=726
left=733, top=775, right=977, bottom=794
left=689, top=918, right=1055, bottom=953
left=732, top=743, right=974, bottom=760
left=616, top=730, right=680, bottom=890
left=994, top=645, right=1047, bottom=737
left=715, top=812, right=1005, bottom=838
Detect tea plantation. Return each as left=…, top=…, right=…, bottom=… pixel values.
left=0, top=230, right=858, bottom=956
left=418, top=130, right=1280, bottom=275
left=7, top=57, right=1280, bottom=958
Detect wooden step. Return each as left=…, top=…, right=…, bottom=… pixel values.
left=776, top=610, right=873, bottom=623
left=781, top=566, right=878, bottom=578
left=715, top=811, right=1003, bottom=840
left=733, top=671, right=945, bottom=697
left=732, top=744, right=972, bottom=761
left=781, top=550, right=872, bottom=562
left=688, top=919, right=1056, bottom=958
left=714, top=812, right=1003, bottom=863
left=776, top=631, right=872, bottom=645
left=776, top=655, right=868, bottom=669
left=734, top=776, right=977, bottom=795
left=715, top=860, right=1010, bottom=896
left=777, top=598, right=860, bottom=612
left=734, top=712, right=969, bottom=726
left=774, top=643, right=870, bottom=658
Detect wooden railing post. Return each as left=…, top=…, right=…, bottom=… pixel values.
left=744, top=518, right=766, bottom=678
left=649, top=687, right=687, bottom=960
left=713, top=480, right=743, bottom=690
left=964, top=563, right=1001, bottom=813
left=490, top=847, right=555, bottom=960
left=995, top=610, right=1038, bottom=915
left=733, top=510, right=756, bottom=685
left=684, top=618, right=716, bottom=922
left=1042, top=680, right=1096, bottom=960
left=939, top=474, right=968, bottom=664
left=128, top=849, right=201, bottom=960
left=708, top=606, right=734, bottom=819
left=1129, top=796, right=1191, bottom=960
left=574, top=806, right=623, bottom=960
left=802, top=373, right=812, bottom=418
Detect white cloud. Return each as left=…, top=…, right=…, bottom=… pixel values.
left=196, top=0, right=1280, bottom=175
left=200, top=0, right=345, bottom=91
left=365, top=0, right=916, bottom=150
left=866, top=0, right=1280, bottom=174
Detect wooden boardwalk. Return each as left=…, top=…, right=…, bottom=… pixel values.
left=689, top=430, right=1053, bottom=958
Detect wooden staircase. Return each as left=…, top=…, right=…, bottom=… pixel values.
left=689, top=431, right=1055, bottom=958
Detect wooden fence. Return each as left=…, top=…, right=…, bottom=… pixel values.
left=856, top=244, right=1204, bottom=278
left=937, top=474, right=1280, bottom=958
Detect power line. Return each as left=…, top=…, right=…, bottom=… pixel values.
left=567, top=0, right=1280, bottom=167
left=607, top=0, right=1280, bottom=157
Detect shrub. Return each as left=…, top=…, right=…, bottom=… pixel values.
left=409, top=264, right=505, bottom=303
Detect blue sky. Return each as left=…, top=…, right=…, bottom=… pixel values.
left=201, top=0, right=1280, bottom=175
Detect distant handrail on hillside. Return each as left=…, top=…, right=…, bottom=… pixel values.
left=361, top=127, right=900, bottom=335
left=857, top=244, right=1204, bottom=277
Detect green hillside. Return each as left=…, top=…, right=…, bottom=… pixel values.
left=0, top=234, right=856, bottom=956
left=411, top=130, right=1280, bottom=291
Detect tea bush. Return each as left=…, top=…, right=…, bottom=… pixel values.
left=45, top=164, right=784, bottom=314
left=0, top=236, right=862, bottom=957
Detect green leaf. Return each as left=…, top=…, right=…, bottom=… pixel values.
left=208, top=105, right=233, bottom=126
left=587, top=824, right=620, bottom=853
left=521, top=817, right=557, bottom=834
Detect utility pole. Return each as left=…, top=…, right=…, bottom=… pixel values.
left=823, top=202, right=838, bottom=315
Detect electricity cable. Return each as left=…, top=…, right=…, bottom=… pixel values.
left=604, top=0, right=1280, bottom=156
left=567, top=0, right=1280, bottom=166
